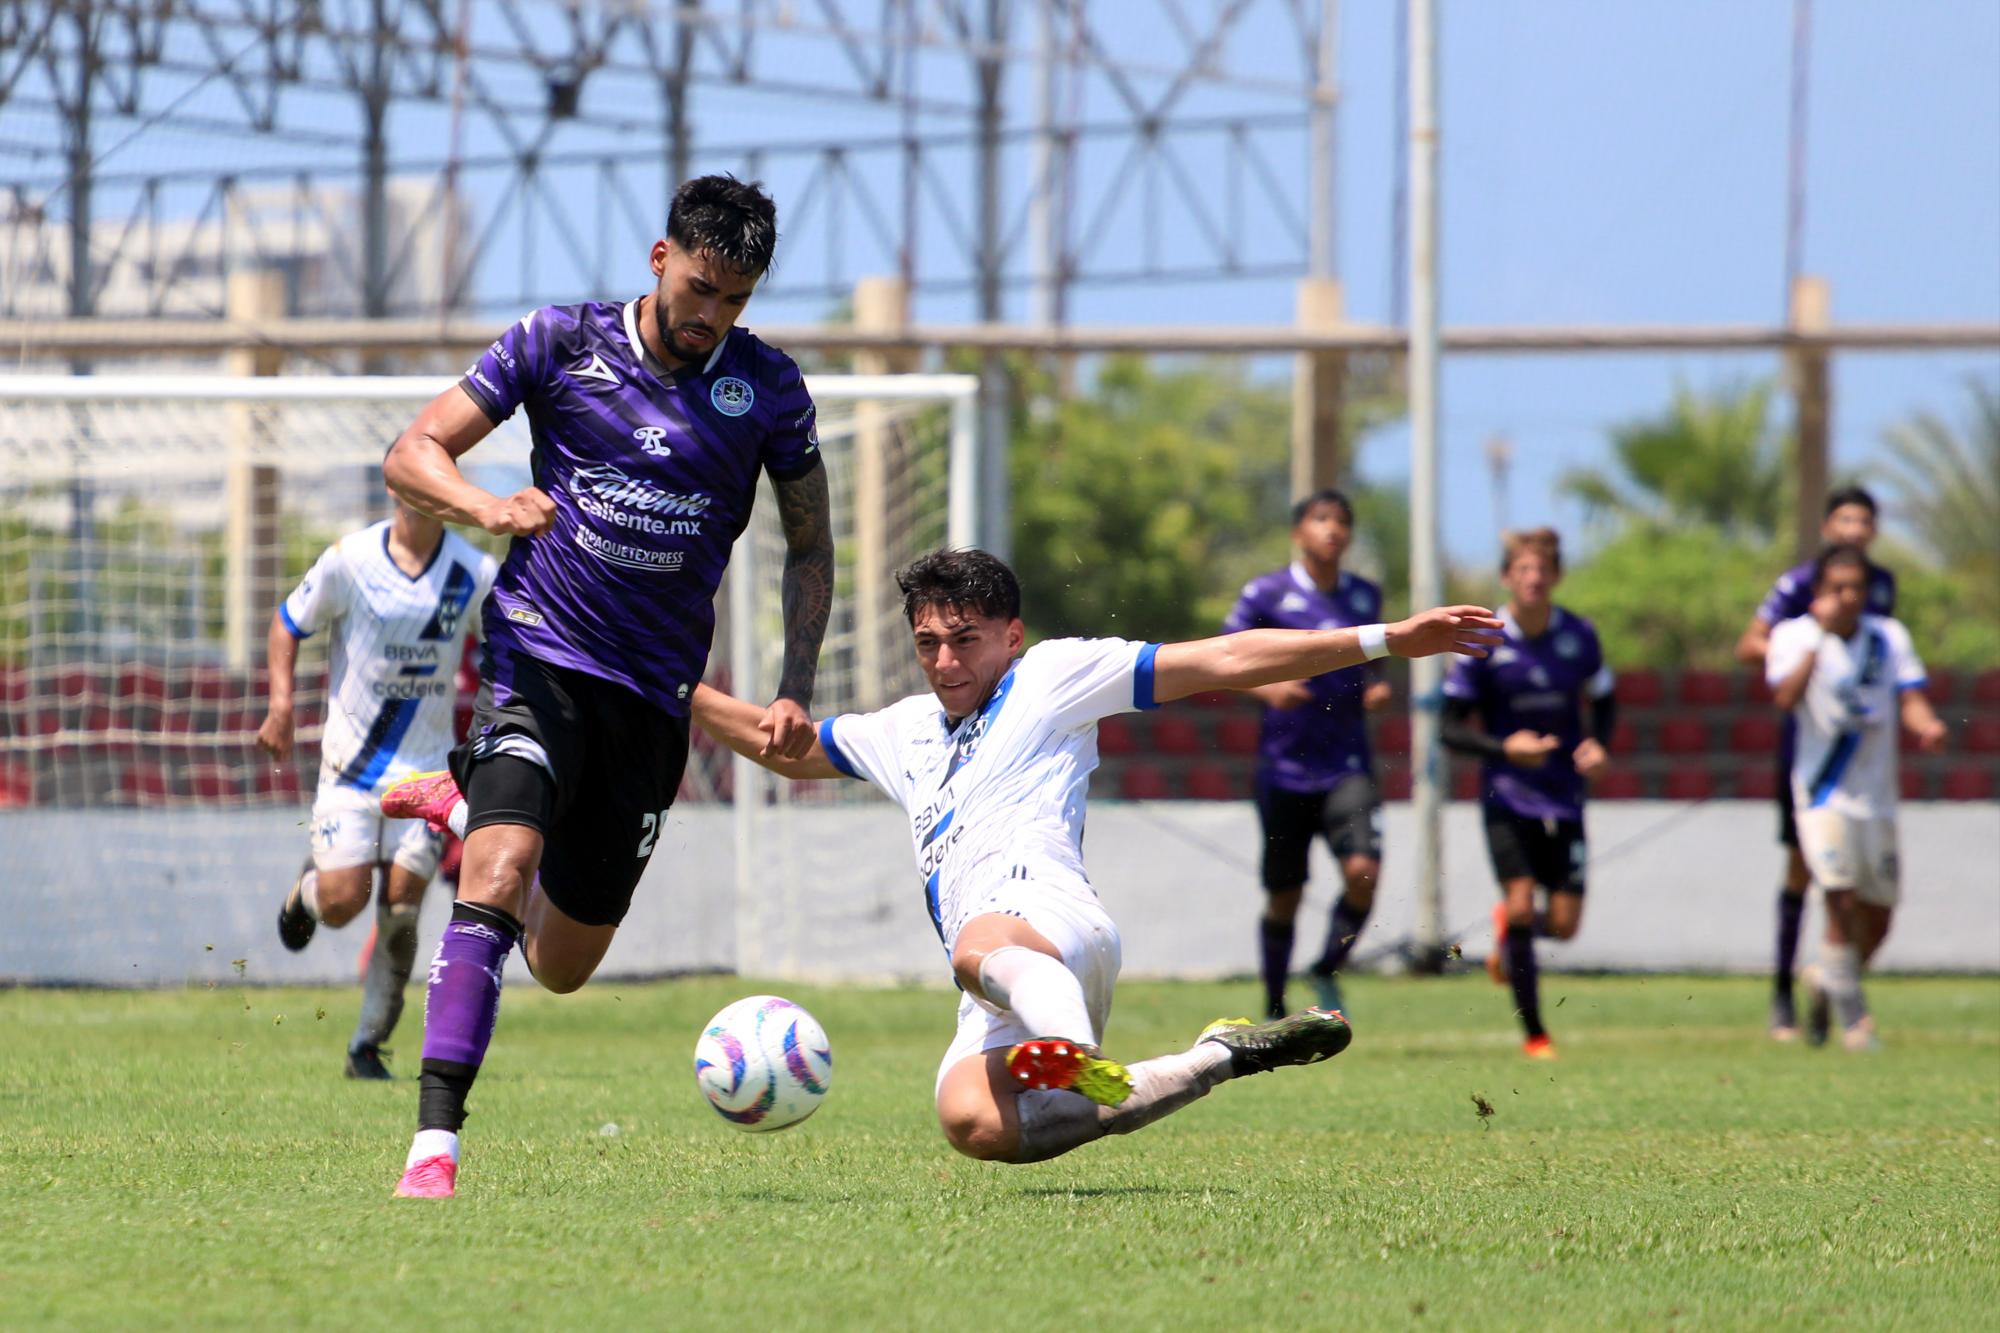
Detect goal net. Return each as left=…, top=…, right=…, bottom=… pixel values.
left=0, top=370, right=976, bottom=984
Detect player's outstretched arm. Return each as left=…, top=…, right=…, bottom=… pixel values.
left=764, top=462, right=836, bottom=759
left=1899, top=688, right=1948, bottom=753
left=254, top=609, right=299, bottom=761
left=690, top=683, right=843, bottom=781
left=1151, top=605, right=1503, bottom=705
left=384, top=386, right=555, bottom=537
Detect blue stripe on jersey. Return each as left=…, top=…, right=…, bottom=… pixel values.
left=1899, top=676, right=1928, bottom=693
left=1133, top=642, right=1162, bottom=711
left=279, top=604, right=309, bottom=639
left=924, top=867, right=945, bottom=944
left=1808, top=731, right=1862, bottom=808
left=921, top=808, right=955, bottom=849
left=818, top=718, right=860, bottom=779
left=337, top=698, right=421, bottom=790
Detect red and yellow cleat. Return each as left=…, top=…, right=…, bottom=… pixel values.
left=381, top=770, right=461, bottom=834
left=1005, top=1039, right=1133, bottom=1107
left=393, top=1154, right=457, bottom=1199
left=1522, top=1034, right=1558, bottom=1061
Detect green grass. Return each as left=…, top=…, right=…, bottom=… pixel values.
left=3, top=975, right=1997, bottom=1330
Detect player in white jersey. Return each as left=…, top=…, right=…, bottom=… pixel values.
left=256, top=499, right=498, bottom=1079
left=1766, top=544, right=1945, bottom=1051
left=693, top=549, right=1500, bottom=1164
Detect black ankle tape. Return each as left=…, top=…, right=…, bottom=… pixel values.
left=451, top=899, right=523, bottom=938
left=419, top=1059, right=479, bottom=1132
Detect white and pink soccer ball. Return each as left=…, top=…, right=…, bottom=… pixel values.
left=693, top=995, right=832, bottom=1132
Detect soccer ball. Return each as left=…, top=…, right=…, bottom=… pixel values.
left=693, top=995, right=832, bottom=1132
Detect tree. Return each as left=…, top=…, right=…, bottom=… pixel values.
left=1558, top=378, right=1789, bottom=544
left=1880, top=377, right=2000, bottom=627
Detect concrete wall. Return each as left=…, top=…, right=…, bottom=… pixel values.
left=5, top=801, right=1995, bottom=988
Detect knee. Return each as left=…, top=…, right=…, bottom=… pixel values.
left=526, top=958, right=592, bottom=995
left=1545, top=918, right=1580, bottom=941
left=939, top=1104, right=1015, bottom=1162
left=1342, top=864, right=1378, bottom=906
left=314, top=872, right=370, bottom=927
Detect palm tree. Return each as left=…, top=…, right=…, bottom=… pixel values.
left=1881, top=377, right=2000, bottom=617
left=1558, top=378, right=1788, bottom=544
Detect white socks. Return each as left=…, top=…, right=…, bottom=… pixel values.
left=977, top=946, right=1096, bottom=1046
left=447, top=800, right=469, bottom=840
left=1012, top=1043, right=1235, bottom=1164
left=407, top=1128, right=460, bottom=1168
left=1821, top=944, right=1868, bottom=1030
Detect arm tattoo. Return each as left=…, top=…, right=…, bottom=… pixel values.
left=772, top=461, right=834, bottom=706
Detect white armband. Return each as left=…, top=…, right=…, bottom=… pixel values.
left=1357, top=623, right=1391, bottom=661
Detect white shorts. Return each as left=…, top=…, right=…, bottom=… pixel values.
left=309, top=778, right=444, bottom=879
left=934, top=880, right=1123, bottom=1097
left=1797, top=809, right=1899, bottom=907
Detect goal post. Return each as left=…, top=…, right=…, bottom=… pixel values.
left=0, top=369, right=978, bottom=984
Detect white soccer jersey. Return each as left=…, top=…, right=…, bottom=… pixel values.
left=281, top=523, right=498, bottom=794
left=1766, top=613, right=1926, bottom=820
left=817, top=637, right=1161, bottom=954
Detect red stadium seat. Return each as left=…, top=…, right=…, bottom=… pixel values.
left=1922, top=669, right=1958, bottom=705
left=1375, top=715, right=1412, bottom=756
left=1591, top=769, right=1644, bottom=800
left=1216, top=716, right=1260, bottom=756
left=1734, top=765, right=1777, bottom=800
left=0, top=761, right=32, bottom=807
left=183, top=762, right=241, bottom=801
left=120, top=762, right=172, bottom=805
left=1729, top=715, right=1781, bottom=753
left=1097, top=716, right=1139, bottom=757
left=1184, top=690, right=1236, bottom=709
left=1183, top=765, right=1239, bottom=801
left=1117, top=765, right=1172, bottom=800
left=1940, top=766, right=1995, bottom=801
left=190, top=666, right=242, bottom=704
left=1743, top=671, right=1775, bottom=706
left=1963, top=718, right=2000, bottom=755
left=1657, top=718, right=1710, bottom=755
left=1380, top=764, right=1412, bottom=800
left=117, top=664, right=169, bottom=707
left=0, top=665, right=26, bottom=705
left=1610, top=720, right=1638, bottom=753
left=1452, top=765, right=1482, bottom=801
left=1974, top=670, right=2000, bottom=706
left=1618, top=670, right=1664, bottom=708
left=1150, top=715, right=1203, bottom=756
left=252, top=764, right=304, bottom=802
left=1663, top=765, right=1715, bottom=801
left=1678, top=670, right=1733, bottom=707
left=1900, top=767, right=1926, bottom=801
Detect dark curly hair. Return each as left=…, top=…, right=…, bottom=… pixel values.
left=1811, top=542, right=1870, bottom=590
left=667, top=174, right=778, bottom=276
left=896, top=548, right=1022, bottom=625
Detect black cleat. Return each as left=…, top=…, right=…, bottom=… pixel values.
left=345, top=1044, right=394, bottom=1080
left=1198, top=1007, right=1353, bottom=1077
left=277, top=869, right=317, bottom=953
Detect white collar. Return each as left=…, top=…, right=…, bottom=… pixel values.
left=1289, top=562, right=1344, bottom=597
left=621, top=298, right=730, bottom=377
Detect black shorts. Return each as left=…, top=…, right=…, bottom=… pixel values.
left=450, top=645, right=690, bottom=928
left=1773, top=741, right=1798, bottom=849
left=1255, top=773, right=1383, bottom=891
left=1483, top=808, right=1586, bottom=895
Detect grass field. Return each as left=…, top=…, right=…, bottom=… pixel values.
left=3, top=974, right=1996, bottom=1330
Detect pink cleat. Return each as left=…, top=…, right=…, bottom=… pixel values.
left=381, top=770, right=461, bottom=834
left=394, top=1154, right=457, bottom=1199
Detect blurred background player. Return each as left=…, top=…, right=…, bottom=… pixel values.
left=256, top=498, right=497, bottom=1079
left=1442, top=528, right=1616, bottom=1060
left=1735, top=487, right=1897, bottom=1041
left=692, top=548, right=1501, bottom=1165
left=1223, top=489, right=1391, bottom=1018
left=375, top=174, right=832, bottom=1199
left=1766, top=544, right=1945, bottom=1051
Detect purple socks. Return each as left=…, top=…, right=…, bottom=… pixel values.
left=418, top=901, right=520, bottom=1131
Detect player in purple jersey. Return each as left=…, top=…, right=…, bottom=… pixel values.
left=375, top=175, right=834, bottom=1199
left=1733, top=487, right=1895, bottom=1041
left=1442, top=529, right=1617, bottom=1060
left=1223, top=490, right=1392, bottom=1019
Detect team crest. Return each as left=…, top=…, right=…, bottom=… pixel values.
left=1350, top=589, right=1371, bottom=613
left=711, top=376, right=755, bottom=417
left=1555, top=633, right=1580, bottom=659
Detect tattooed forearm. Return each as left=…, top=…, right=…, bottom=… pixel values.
left=773, top=461, right=834, bottom=706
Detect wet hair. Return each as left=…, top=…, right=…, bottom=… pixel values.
left=1824, top=485, right=1878, bottom=519
left=1500, top=526, right=1563, bottom=575
left=666, top=174, right=779, bottom=276
left=1290, top=488, right=1354, bottom=527
left=1812, top=542, right=1870, bottom=589
left=897, top=548, right=1022, bottom=626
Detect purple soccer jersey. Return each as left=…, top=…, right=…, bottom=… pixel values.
left=1223, top=565, right=1383, bottom=792
left=1758, top=558, right=1896, bottom=625
left=1443, top=606, right=1614, bottom=822
left=459, top=300, right=820, bottom=715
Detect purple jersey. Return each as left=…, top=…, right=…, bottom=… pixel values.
left=1223, top=565, right=1383, bottom=792
left=459, top=300, right=820, bottom=715
left=1758, top=558, right=1896, bottom=625
left=1443, top=606, right=1614, bottom=821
